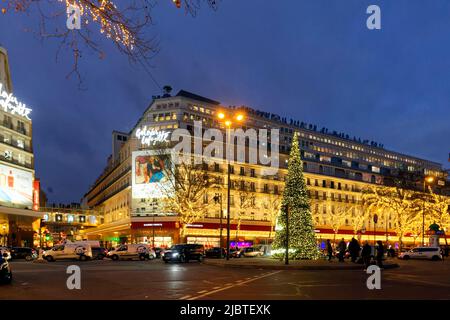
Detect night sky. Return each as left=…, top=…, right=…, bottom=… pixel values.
left=1, top=0, right=449, bottom=204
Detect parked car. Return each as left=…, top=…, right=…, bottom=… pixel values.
left=163, top=244, right=205, bottom=263
left=398, top=247, right=443, bottom=261
left=205, top=247, right=226, bottom=259
left=92, top=247, right=108, bottom=260
left=107, top=244, right=155, bottom=261
left=9, top=247, right=38, bottom=261
left=0, top=247, right=11, bottom=261
left=153, top=247, right=164, bottom=259
left=0, top=252, right=12, bottom=284
left=242, top=247, right=264, bottom=257
left=229, top=248, right=244, bottom=258
left=43, top=242, right=93, bottom=262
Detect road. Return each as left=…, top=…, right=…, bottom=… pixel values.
left=1, top=258, right=449, bottom=300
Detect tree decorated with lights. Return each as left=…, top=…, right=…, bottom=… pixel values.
left=1, top=0, right=218, bottom=81
left=273, top=132, right=320, bottom=260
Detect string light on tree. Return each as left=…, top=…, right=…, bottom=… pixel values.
left=273, top=132, right=320, bottom=260
left=173, top=0, right=181, bottom=8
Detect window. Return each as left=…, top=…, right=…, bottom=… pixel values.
left=240, top=167, right=245, bottom=176
left=274, top=185, right=279, bottom=194
left=263, top=184, right=269, bottom=193
left=250, top=168, right=255, bottom=177
left=250, top=182, right=256, bottom=192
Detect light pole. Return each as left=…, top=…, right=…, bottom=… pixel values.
left=217, top=111, right=244, bottom=260
left=284, top=204, right=289, bottom=265
left=214, top=193, right=223, bottom=247
left=422, top=176, right=435, bottom=246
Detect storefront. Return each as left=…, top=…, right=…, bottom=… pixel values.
left=0, top=206, right=42, bottom=247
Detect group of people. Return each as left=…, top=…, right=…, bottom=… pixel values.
left=326, top=238, right=386, bottom=269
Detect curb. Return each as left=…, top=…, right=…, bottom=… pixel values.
left=203, top=260, right=400, bottom=271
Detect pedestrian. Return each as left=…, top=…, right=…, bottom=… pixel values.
left=348, top=238, right=360, bottom=263
left=361, top=241, right=371, bottom=271
left=376, top=240, right=384, bottom=268
left=326, top=239, right=333, bottom=262
left=338, top=238, right=346, bottom=262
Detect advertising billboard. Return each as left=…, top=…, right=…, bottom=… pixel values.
left=0, top=163, right=33, bottom=208
left=131, top=150, right=174, bottom=215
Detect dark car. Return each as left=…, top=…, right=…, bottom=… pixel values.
left=163, top=244, right=205, bottom=263
left=9, top=247, right=38, bottom=261
left=153, top=247, right=164, bottom=259
left=92, top=247, right=108, bottom=260
left=205, top=247, right=226, bottom=259
left=0, top=253, right=12, bottom=284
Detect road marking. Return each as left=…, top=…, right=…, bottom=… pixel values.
left=180, top=295, right=192, bottom=300
left=212, top=286, right=221, bottom=290
left=197, top=290, right=208, bottom=294
left=184, top=271, right=282, bottom=300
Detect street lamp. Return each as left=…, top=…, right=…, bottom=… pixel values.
left=213, top=193, right=223, bottom=247
left=216, top=110, right=245, bottom=260
left=422, top=176, right=435, bottom=246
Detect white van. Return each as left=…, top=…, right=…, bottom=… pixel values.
left=107, top=244, right=155, bottom=261
left=43, top=241, right=93, bottom=262
left=398, top=247, right=442, bottom=261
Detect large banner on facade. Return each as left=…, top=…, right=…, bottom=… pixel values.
left=131, top=150, right=174, bottom=215
left=0, top=163, right=33, bottom=208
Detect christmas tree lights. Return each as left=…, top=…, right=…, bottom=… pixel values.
left=273, top=132, right=320, bottom=260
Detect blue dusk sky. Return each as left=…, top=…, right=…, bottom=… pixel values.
left=0, top=0, right=449, bottom=203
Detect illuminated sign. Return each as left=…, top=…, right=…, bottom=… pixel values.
left=143, top=223, right=163, bottom=227
left=135, top=126, right=170, bottom=146
left=0, top=163, right=33, bottom=208
left=33, top=179, right=40, bottom=211
left=0, top=83, right=32, bottom=120
left=186, top=224, right=204, bottom=228
left=131, top=150, right=174, bottom=214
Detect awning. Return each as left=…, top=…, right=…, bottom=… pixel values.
left=0, top=205, right=43, bottom=218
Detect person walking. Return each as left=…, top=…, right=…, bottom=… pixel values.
left=348, top=238, right=360, bottom=263
left=337, top=238, right=346, bottom=262
left=326, top=239, right=333, bottom=262
left=361, top=241, right=372, bottom=271
left=376, top=240, right=384, bottom=268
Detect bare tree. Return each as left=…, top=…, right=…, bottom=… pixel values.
left=155, top=152, right=213, bottom=240
left=2, top=0, right=219, bottom=82
left=234, top=179, right=256, bottom=241
left=263, top=193, right=282, bottom=239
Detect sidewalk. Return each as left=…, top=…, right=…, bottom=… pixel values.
left=203, top=257, right=400, bottom=270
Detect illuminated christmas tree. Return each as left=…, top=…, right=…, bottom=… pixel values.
left=273, top=132, right=319, bottom=259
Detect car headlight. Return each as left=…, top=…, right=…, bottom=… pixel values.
left=172, top=252, right=179, bottom=257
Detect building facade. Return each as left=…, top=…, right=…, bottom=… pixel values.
left=81, top=90, right=449, bottom=249
left=0, top=46, right=40, bottom=247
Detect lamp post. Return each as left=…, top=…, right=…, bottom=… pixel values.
left=217, top=111, right=244, bottom=260
left=284, top=204, right=289, bottom=265
left=214, top=193, right=223, bottom=247
left=422, top=176, right=435, bottom=246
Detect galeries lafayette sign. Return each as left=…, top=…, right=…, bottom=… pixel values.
left=0, top=83, right=32, bottom=120
left=135, top=126, right=170, bottom=146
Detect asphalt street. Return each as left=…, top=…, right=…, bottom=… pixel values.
left=1, top=258, right=449, bottom=300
